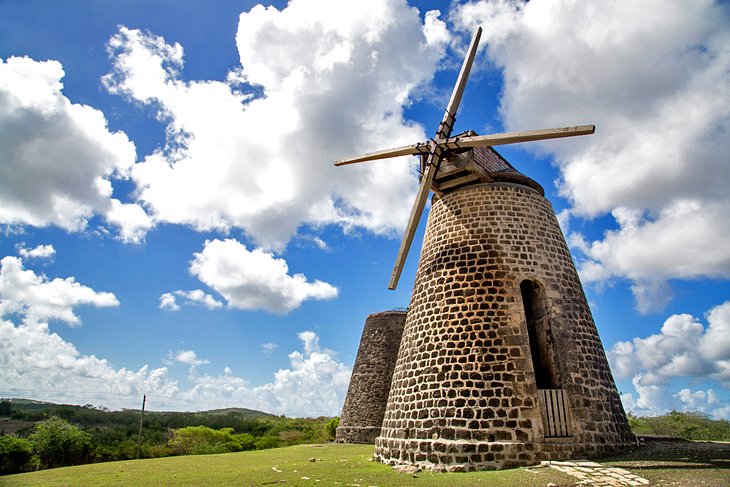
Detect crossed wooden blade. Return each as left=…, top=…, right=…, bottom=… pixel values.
left=334, top=26, right=595, bottom=290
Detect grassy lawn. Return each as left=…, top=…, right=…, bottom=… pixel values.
left=2, top=441, right=729, bottom=486
left=0, top=444, right=574, bottom=486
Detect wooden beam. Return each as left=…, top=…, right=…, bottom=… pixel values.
left=434, top=173, right=481, bottom=192
left=444, top=125, right=595, bottom=150
left=387, top=28, right=482, bottom=290
left=334, top=125, right=595, bottom=167
left=334, top=141, right=430, bottom=166
left=388, top=147, right=441, bottom=290
left=440, top=26, right=482, bottom=134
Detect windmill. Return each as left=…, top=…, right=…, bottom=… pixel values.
left=335, top=27, right=594, bottom=290
left=335, top=27, right=634, bottom=471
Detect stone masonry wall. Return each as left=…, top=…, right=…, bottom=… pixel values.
left=336, top=311, right=407, bottom=443
left=374, top=182, right=633, bottom=471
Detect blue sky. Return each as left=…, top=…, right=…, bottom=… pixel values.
left=1, top=0, right=729, bottom=418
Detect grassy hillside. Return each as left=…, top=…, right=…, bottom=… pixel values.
left=0, top=443, right=575, bottom=486
left=3, top=441, right=730, bottom=487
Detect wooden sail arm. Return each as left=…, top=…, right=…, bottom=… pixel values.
left=334, top=125, right=595, bottom=167
left=334, top=141, right=431, bottom=166
left=450, top=125, right=595, bottom=149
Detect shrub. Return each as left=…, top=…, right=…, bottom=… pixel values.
left=0, top=434, right=34, bottom=474
left=30, top=416, right=91, bottom=468
left=168, top=426, right=242, bottom=455
left=324, top=417, right=340, bottom=440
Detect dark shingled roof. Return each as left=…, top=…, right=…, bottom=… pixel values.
left=472, top=145, right=544, bottom=195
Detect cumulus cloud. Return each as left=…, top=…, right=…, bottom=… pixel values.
left=0, top=56, right=147, bottom=241
left=608, top=301, right=730, bottom=418
left=189, top=238, right=338, bottom=314
left=17, top=244, right=56, bottom=260
left=159, top=292, right=180, bottom=311
left=102, top=0, right=450, bottom=249
left=174, top=350, right=209, bottom=366
left=0, top=318, right=180, bottom=409
left=159, top=289, right=223, bottom=311
left=0, top=255, right=352, bottom=415
left=0, top=255, right=119, bottom=326
left=181, top=331, right=351, bottom=416
left=0, top=317, right=349, bottom=415
left=451, top=0, right=730, bottom=312
left=105, top=199, right=155, bottom=244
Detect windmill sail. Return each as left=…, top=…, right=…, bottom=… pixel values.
left=334, top=26, right=595, bottom=290
left=388, top=26, right=483, bottom=290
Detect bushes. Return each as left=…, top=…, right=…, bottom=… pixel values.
left=30, top=416, right=92, bottom=468
left=629, top=411, right=730, bottom=441
left=168, top=426, right=259, bottom=455
left=324, top=417, right=339, bottom=440
left=0, top=434, right=34, bottom=474
left=0, top=403, right=339, bottom=474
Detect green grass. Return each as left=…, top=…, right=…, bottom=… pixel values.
left=1, top=444, right=574, bottom=486
left=3, top=441, right=729, bottom=486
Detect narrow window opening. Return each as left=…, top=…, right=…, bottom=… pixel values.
left=521, top=280, right=560, bottom=390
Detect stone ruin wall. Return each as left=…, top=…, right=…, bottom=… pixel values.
left=336, top=310, right=407, bottom=443
left=374, top=182, right=633, bottom=471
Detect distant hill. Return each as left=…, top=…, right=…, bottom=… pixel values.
left=1, top=398, right=276, bottom=418
left=204, top=407, right=278, bottom=418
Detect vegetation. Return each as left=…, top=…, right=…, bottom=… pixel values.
left=324, top=416, right=340, bottom=440
left=0, top=435, right=33, bottom=475
left=2, top=398, right=729, bottom=479
left=29, top=417, right=91, bottom=469
left=5, top=441, right=730, bottom=487
left=628, top=411, right=730, bottom=441
left=0, top=399, right=336, bottom=475
left=0, top=443, right=579, bottom=486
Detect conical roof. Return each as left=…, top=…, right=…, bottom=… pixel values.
left=429, top=131, right=544, bottom=196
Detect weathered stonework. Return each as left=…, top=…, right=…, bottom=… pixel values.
left=374, top=162, right=633, bottom=471
left=336, top=311, right=407, bottom=443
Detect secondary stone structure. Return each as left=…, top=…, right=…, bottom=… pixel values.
left=372, top=146, right=634, bottom=471
left=336, top=310, right=407, bottom=444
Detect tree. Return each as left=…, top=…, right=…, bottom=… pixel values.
left=30, top=416, right=91, bottom=468
left=0, top=401, right=13, bottom=417
left=324, top=417, right=340, bottom=440
left=0, top=434, right=34, bottom=474
left=168, top=426, right=241, bottom=455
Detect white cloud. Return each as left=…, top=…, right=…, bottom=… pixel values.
left=451, top=0, right=730, bottom=312
left=17, top=244, right=56, bottom=260
left=261, top=342, right=277, bottom=354
left=102, top=0, right=449, bottom=250
left=0, top=56, right=144, bottom=240
left=159, top=292, right=180, bottom=311
left=174, top=350, right=209, bottom=366
left=0, top=255, right=119, bottom=326
left=608, top=301, right=730, bottom=418
left=0, top=318, right=180, bottom=410
left=105, top=199, right=154, bottom=244
left=0, top=249, right=348, bottom=416
left=0, top=317, right=350, bottom=415
left=179, top=330, right=351, bottom=416
left=189, top=239, right=337, bottom=314
left=159, top=289, right=223, bottom=311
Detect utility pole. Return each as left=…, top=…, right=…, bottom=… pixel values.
left=136, top=394, right=146, bottom=459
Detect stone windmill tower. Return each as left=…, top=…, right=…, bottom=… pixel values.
left=335, top=28, right=634, bottom=471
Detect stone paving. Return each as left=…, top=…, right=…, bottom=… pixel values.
left=543, top=460, right=650, bottom=486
